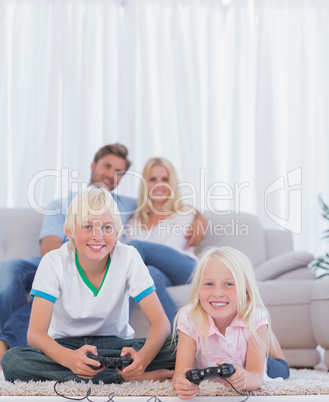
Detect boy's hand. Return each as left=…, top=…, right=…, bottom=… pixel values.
left=117, top=347, right=147, bottom=381
left=65, top=345, right=104, bottom=377
left=220, top=364, right=247, bottom=391
left=174, top=368, right=200, bottom=400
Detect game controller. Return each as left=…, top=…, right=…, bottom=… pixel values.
left=186, top=363, right=235, bottom=385
left=87, top=354, right=133, bottom=370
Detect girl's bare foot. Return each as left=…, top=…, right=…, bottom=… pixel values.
left=0, top=340, right=9, bottom=370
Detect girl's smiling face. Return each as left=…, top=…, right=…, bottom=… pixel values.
left=199, top=259, right=238, bottom=332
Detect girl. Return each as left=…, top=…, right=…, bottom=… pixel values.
left=173, top=246, right=289, bottom=399
left=123, top=157, right=203, bottom=325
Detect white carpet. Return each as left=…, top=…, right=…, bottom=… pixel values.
left=1, top=368, right=329, bottom=398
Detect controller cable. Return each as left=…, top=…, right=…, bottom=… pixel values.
left=217, top=375, right=249, bottom=402
left=54, top=372, right=248, bottom=402
left=54, top=372, right=113, bottom=401
left=54, top=372, right=162, bottom=402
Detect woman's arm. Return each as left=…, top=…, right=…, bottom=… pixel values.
left=172, top=331, right=199, bottom=400
left=28, top=297, right=103, bottom=377
left=224, top=324, right=268, bottom=391
left=119, top=292, right=171, bottom=380
left=185, top=211, right=207, bottom=248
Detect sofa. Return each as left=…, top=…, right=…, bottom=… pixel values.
left=0, top=207, right=325, bottom=368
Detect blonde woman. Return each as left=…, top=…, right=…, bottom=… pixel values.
left=123, top=157, right=201, bottom=325
left=173, top=247, right=289, bottom=399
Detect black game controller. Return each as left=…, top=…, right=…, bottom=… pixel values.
left=186, top=363, right=235, bottom=385
left=87, top=353, right=133, bottom=370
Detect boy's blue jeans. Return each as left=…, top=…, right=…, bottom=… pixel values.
left=2, top=336, right=176, bottom=384
left=0, top=257, right=41, bottom=348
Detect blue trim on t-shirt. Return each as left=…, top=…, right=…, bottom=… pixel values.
left=30, top=289, right=57, bottom=304
left=134, top=284, right=156, bottom=303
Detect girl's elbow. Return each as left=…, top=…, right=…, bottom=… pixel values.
left=248, top=383, right=262, bottom=392
left=247, top=374, right=263, bottom=391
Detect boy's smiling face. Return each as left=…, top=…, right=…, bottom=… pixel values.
left=66, top=209, right=118, bottom=270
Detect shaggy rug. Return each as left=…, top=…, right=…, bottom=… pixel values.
left=0, top=369, right=329, bottom=397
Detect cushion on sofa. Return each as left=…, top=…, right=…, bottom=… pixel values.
left=254, top=251, right=314, bottom=281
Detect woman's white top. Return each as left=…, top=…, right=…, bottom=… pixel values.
left=123, top=212, right=198, bottom=260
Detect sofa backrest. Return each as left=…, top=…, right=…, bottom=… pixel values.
left=196, top=210, right=293, bottom=267
left=0, top=208, right=43, bottom=260
left=0, top=207, right=293, bottom=265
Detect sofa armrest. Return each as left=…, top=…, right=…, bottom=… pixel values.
left=254, top=251, right=314, bottom=281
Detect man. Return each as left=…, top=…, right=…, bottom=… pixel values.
left=0, top=144, right=206, bottom=367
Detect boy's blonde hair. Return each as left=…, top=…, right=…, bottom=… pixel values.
left=133, top=157, right=191, bottom=223
left=64, top=186, right=123, bottom=251
left=176, top=246, right=272, bottom=351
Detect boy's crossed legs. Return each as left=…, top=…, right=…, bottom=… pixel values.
left=2, top=336, right=176, bottom=383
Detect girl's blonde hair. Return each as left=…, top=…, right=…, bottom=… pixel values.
left=175, top=246, right=273, bottom=352
left=133, top=157, right=191, bottom=223
left=64, top=185, right=123, bottom=251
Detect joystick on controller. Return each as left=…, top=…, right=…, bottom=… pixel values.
left=186, top=363, right=235, bottom=385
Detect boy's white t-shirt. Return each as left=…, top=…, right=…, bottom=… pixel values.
left=30, top=242, right=155, bottom=340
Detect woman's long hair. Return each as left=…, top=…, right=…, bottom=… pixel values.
left=133, top=157, right=190, bottom=224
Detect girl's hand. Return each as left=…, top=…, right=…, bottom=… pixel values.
left=174, top=368, right=200, bottom=400
left=116, top=347, right=147, bottom=381
left=220, top=364, right=247, bottom=391
left=65, top=345, right=105, bottom=378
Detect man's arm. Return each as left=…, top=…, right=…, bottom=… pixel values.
left=38, top=196, right=72, bottom=256
left=185, top=211, right=208, bottom=248
left=40, top=236, right=64, bottom=256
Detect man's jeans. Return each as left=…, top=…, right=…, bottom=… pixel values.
left=0, top=257, right=41, bottom=347
left=2, top=336, right=176, bottom=383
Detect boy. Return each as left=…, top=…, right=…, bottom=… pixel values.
left=2, top=186, right=175, bottom=383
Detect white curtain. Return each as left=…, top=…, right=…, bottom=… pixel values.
left=1, top=0, right=329, bottom=255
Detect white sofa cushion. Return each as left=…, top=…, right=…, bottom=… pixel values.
left=254, top=251, right=314, bottom=281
